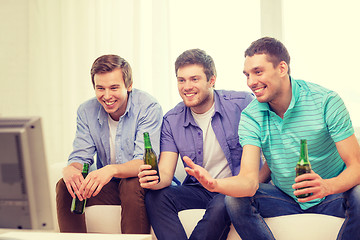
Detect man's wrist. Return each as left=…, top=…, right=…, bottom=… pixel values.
left=105, top=164, right=118, bottom=177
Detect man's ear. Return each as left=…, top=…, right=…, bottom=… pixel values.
left=127, top=83, right=133, bottom=92
left=278, top=61, right=289, bottom=77
left=209, top=75, right=216, bottom=87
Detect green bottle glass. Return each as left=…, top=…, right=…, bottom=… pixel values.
left=295, top=139, right=312, bottom=198
left=143, top=132, right=160, bottom=182
left=70, top=163, right=89, bottom=214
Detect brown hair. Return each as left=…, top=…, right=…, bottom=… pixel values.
left=245, top=37, right=291, bottom=74
left=175, top=49, right=217, bottom=81
left=90, top=54, right=132, bottom=88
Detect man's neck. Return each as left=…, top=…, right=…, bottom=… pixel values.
left=269, top=76, right=292, bottom=119
left=190, top=90, right=215, bottom=114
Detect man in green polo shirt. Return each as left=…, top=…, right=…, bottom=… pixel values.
left=183, top=37, right=360, bottom=240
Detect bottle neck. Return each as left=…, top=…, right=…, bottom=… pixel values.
left=299, top=140, right=309, bottom=164
left=82, top=163, right=89, bottom=174
left=143, top=132, right=152, bottom=149
left=144, top=138, right=152, bottom=149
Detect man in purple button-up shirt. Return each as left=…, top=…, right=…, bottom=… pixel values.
left=139, top=49, right=267, bottom=240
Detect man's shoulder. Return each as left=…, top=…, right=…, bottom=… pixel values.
left=296, top=79, right=333, bottom=97
left=215, top=89, right=255, bottom=111
left=293, top=79, right=341, bottom=109
left=78, top=97, right=101, bottom=112
left=215, top=89, right=254, bottom=100
left=130, top=88, right=160, bottom=106
left=163, top=101, right=186, bottom=119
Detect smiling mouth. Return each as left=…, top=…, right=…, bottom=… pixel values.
left=104, top=100, right=116, bottom=106
left=184, top=93, right=196, bottom=97
left=253, top=87, right=266, bottom=94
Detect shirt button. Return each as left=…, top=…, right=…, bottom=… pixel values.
left=198, top=151, right=201, bottom=154
left=198, top=132, right=201, bottom=136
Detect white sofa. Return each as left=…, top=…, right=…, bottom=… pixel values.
left=49, top=162, right=345, bottom=240
left=84, top=205, right=344, bottom=240
left=50, top=127, right=359, bottom=239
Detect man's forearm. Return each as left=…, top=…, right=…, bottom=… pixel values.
left=110, top=159, right=144, bottom=179
left=325, top=164, right=360, bottom=196
left=216, top=174, right=259, bottom=197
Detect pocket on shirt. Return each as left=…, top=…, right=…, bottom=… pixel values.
left=179, top=151, right=196, bottom=168
left=227, top=136, right=242, bottom=161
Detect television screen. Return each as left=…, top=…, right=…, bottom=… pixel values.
left=0, top=117, right=54, bottom=230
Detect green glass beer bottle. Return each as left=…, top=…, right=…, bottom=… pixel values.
left=143, top=132, right=160, bottom=182
left=295, top=139, right=312, bottom=198
left=70, top=163, right=89, bottom=214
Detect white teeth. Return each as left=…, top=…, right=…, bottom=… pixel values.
left=185, top=93, right=195, bottom=97
left=105, top=101, right=115, bottom=106
left=254, top=88, right=264, bottom=93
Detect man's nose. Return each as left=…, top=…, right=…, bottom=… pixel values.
left=184, top=80, right=193, bottom=90
left=247, top=75, right=257, bottom=87
left=104, top=89, right=111, bottom=99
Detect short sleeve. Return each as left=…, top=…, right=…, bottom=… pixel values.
left=324, top=91, right=354, bottom=142
left=238, top=109, right=262, bottom=148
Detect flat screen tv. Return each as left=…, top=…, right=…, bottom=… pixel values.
left=0, top=117, right=54, bottom=230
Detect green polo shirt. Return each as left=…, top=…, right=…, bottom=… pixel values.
left=239, top=78, right=354, bottom=210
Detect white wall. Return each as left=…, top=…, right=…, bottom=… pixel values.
left=0, top=0, right=358, bottom=170
left=282, top=0, right=360, bottom=127
left=0, top=0, right=261, bottom=167
left=0, top=0, right=29, bottom=116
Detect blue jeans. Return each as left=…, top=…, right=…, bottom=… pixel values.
left=225, top=183, right=360, bottom=240
left=145, top=185, right=231, bottom=240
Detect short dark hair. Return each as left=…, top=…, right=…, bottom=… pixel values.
left=245, top=37, right=291, bottom=74
left=175, top=49, right=217, bottom=81
left=90, top=54, right=132, bottom=88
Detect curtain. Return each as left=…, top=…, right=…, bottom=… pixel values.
left=24, top=0, right=260, bottom=165
left=26, top=0, right=172, bottom=164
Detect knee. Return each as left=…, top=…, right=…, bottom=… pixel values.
left=205, top=195, right=230, bottom=223
left=121, top=177, right=145, bottom=196
left=225, top=195, right=251, bottom=217
left=209, top=195, right=227, bottom=214
left=56, top=178, right=67, bottom=196
left=145, top=187, right=176, bottom=212
left=145, top=189, right=167, bottom=207
left=346, top=185, right=360, bottom=210
left=120, top=178, right=145, bottom=204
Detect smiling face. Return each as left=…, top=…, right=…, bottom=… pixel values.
left=243, top=54, right=288, bottom=107
left=94, top=68, right=132, bottom=121
left=177, top=64, right=215, bottom=114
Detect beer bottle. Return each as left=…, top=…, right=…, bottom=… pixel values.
left=143, top=132, right=160, bottom=182
left=71, top=163, right=89, bottom=214
left=295, top=139, right=311, bottom=198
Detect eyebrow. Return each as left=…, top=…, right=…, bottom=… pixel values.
left=243, top=66, right=262, bottom=74
left=95, top=84, right=121, bottom=87
left=177, top=75, right=201, bottom=79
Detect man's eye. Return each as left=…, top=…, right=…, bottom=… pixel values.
left=178, top=79, right=184, bottom=83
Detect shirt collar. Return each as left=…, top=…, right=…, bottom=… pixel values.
left=287, top=76, right=299, bottom=111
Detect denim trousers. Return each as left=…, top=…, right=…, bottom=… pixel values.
left=225, top=183, right=360, bottom=240
left=145, top=184, right=231, bottom=240
left=56, top=177, right=150, bottom=234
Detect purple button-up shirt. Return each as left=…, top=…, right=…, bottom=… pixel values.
left=161, top=90, right=255, bottom=184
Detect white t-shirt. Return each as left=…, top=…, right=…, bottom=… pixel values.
left=191, top=104, right=232, bottom=179
left=108, top=115, right=119, bottom=164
